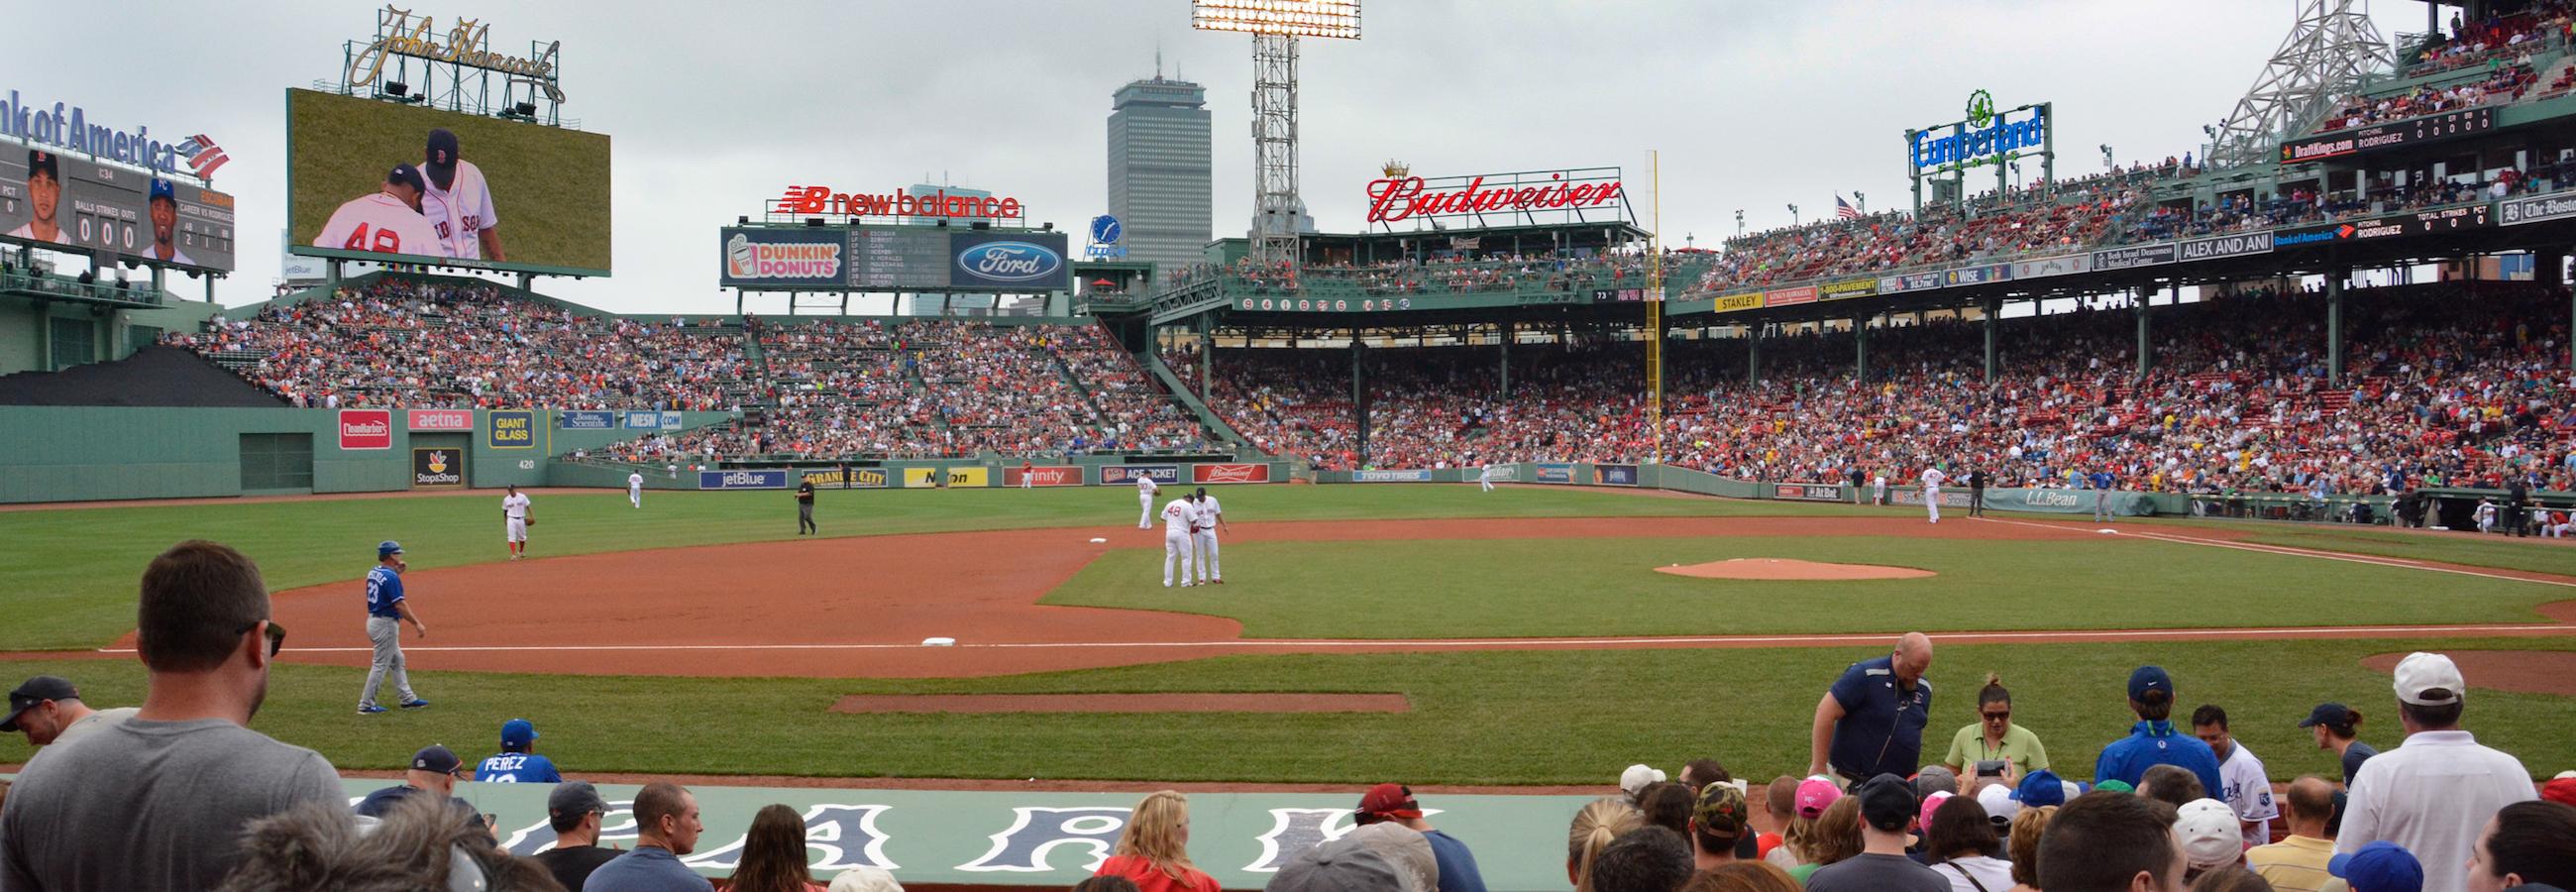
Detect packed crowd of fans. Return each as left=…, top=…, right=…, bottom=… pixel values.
left=1166, top=251, right=1706, bottom=298
left=9, top=542, right=2574, bottom=892
left=168, top=279, right=751, bottom=411
left=1196, top=280, right=2576, bottom=499
left=1691, top=188, right=2128, bottom=294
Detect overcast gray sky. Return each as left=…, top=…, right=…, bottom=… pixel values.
left=31, top=0, right=2445, bottom=312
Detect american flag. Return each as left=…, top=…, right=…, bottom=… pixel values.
left=1834, top=194, right=1861, bottom=221
left=174, top=135, right=229, bottom=178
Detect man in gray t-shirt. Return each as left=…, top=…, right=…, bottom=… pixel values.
left=0, top=540, right=345, bottom=892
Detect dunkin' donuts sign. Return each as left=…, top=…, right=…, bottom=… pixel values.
left=339, top=409, right=392, bottom=450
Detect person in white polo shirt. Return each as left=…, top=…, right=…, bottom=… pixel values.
left=2336, top=651, right=2535, bottom=892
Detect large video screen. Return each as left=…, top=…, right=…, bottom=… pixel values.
left=0, top=145, right=238, bottom=272
left=287, top=88, right=609, bottom=276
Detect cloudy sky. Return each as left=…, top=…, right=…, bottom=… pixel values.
left=29, top=0, right=2444, bottom=312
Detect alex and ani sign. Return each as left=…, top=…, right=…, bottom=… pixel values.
left=344, top=5, right=565, bottom=103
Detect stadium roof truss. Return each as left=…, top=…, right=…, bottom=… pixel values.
left=2206, top=0, right=2393, bottom=170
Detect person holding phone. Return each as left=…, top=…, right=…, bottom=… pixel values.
left=1943, top=673, right=2050, bottom=783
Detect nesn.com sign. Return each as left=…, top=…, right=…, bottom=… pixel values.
left=1911, top=105, right=2048, bottom=171
left=698, top=469, right=789, bottom=490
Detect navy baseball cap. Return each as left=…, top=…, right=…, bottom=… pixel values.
left=2127, top=665, right=2174, bottom=702
left=25, top=149, right=55, bottom=180
left=548, top=781, right=607, bottom=821
left=385, top=164, right=426, bottom=194
left=149, top=178, right=175, bottom=204
left=2329, top=840, right=2424, bottom=892
left=500, top=718, right=537, bottom=751
left=378, top=540, right=404, bottom=558
left=1, top=675, right=79, bottom=732
left=424, top=129, right=459, bottom=185
left=2013, top=769, right=2067, bottom=808
left=2299, top=703, right=2353, bottom=728
left=411, top=744, right=463, bottom=775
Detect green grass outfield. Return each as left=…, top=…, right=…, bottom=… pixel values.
left=287, top=88, right=610, bottom=273
left=1045, top=536, right=2574, bottom=637
left=2, top=637, right=2567, bottom=784
left=0, top=485, right=1857, bottom=650
left=2141, top=516, right=2576, bottom=578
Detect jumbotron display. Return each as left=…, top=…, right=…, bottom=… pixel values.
left=286, top=88, right=610, bottom=276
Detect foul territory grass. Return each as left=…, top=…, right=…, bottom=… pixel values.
left=0, top=485, right=1856, bottom=650
left=4, top=637, right=2568, bottom=785
left=1043, top=536, right=2576, bottom=637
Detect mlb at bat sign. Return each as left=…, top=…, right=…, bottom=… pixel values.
left=485, top=410, right=535, bottom=449
left=556, top=409, right=613, bottom=429
left=1005, top=466, right=1082, bottom=487
left=1193, top=463, right=1272, bottom=484
left=411, top=447, right=464, bottom=488
left=1351, top=469, right=1435, bottom=483
left=1533, top=463, right=1574, bottom=484
left=338, top=408, right=392, bottom=450
left=1099, top=465, right=1180, bottom=485
left=405, top=408, right=473, bottom=431
left=1594, top=464, right=1638, bottom=486
left=1773, top=483, right=1845, bottom=502
left=699, top=469, right=789, bottom=490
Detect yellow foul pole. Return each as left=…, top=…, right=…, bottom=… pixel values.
left=1647, top=150, right=1664, bottom=465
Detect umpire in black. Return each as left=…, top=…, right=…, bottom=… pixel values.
left=796, top=476, right=817, bottom=535
left=2508, top=475, right=2530, bottom=537
left=1967, top=468, right=1988, bottom=516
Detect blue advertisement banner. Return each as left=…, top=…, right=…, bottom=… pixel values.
left=1098, top=465, right=1179, bottom=485
left=557, top=410, right=614, bottom=430
left=698, top=469, right=790, bottom=490
left=485, top=410, right=535, bottom=449
left=623, top=410, right=664, bottom=429
left=950, top=231, right=1070, bottom=290
left=1351, top=469, right=1435, bottom=483
left=1534, top=463, right=1574, bottom=484
left=1594, top=464, right=1639, bottom=486
left=660, top=410, right=685, bottom=430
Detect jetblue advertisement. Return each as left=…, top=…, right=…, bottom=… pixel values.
left=950, top=230, right=1069, bottom=290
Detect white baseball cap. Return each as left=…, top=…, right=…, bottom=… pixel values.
left=1977, top=782, right=2021, bottom=827
left=2174, top=798, right=2243, bottom=870
left=1619, top=763, right=1667, bottom=798
left=2393, top=651, right=2466, bottom=707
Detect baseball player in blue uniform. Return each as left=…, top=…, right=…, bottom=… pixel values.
left=358, top=540, right=431, bottom=715
left=2090, top=469, right=2118, bottom=522
left=476, top=718, right=563, bottom=783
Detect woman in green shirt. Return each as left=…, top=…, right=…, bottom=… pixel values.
left=1943, top=673, right=2050, bottom=780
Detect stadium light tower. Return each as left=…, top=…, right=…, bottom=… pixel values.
left=1192, top=0, right=1360, bottom=273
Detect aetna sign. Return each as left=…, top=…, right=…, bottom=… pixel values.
left=1365, top=171, right=1624, bottom=224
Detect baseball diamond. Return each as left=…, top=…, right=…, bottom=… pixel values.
left=10, top=3, right=2576, bottom=891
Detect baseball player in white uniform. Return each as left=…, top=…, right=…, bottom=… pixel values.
left=1136, top=474, right=1161, bottom=529
left=314, top=164, right=442, bottom=257
left=502, top=485, right=532, bottom=560
left=1479, top=463, right=1496, bottom=493
left=1873, top=474, right=1888, bottom=505
left=1160, top=495, right=1199, bottom=588
left=421, top=128, right=503, bottom=262
left=1190, top=488, right=1228, bottom=585
left=7, top=150, right=72, bottom=245
left=1920, top=466, right=1948, bottom=523
left=627, top=471, right=645, bottom=508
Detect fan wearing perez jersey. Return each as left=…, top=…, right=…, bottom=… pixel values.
left=477, top=719, right=563, bottom=784
left=314, top=163, right=443, bottom=257
left=358, top=540, right=430, bottom=715
left=422, top=128, right=503, bottom=262
left=1160, top=494, right=1200, bottom=588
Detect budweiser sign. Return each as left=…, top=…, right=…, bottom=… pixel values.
left=1192, top=463, right=1272, bottom=485
left=1365, top=170, right=1624, bottom=224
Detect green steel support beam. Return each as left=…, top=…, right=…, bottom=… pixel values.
left=2327, top=269, right=2346, bottom=386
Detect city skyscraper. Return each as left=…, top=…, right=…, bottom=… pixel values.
left=1107, top=62, right=1212, bottom=286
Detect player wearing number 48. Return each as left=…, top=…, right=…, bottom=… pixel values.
left=477, top=718, right=563, bottom=783
left=314, top=163, right=441, bottom=257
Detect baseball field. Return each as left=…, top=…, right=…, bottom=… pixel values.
left=3, top=483, right=2573, bottom=788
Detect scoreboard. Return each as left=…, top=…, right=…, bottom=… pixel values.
left=0, top=148, right=237, bottom=272
left=854, top=228, right=948, bottom=289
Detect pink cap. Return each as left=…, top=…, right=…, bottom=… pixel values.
left=1795, top=776, right=1843, bottom=820
left=1919, top=791, right=1954, bottom=833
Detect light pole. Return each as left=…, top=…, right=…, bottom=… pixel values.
left=1734, top=209, right=1745, bottom=235
left=2099, top=144, right=2114, bottom=171
left=1192, top=1, right=1361, bottom=272
left=1787, top=203, right=1800, bottom=226
left=1853, top=191, right=1866, bottom=215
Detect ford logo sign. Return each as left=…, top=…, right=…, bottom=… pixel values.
left=957, top=241, right=1064, bottom=283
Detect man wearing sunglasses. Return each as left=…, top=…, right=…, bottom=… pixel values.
left=0, top=539, right=343, bottom=892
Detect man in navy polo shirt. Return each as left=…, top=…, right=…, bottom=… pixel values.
left=2095, top=665, right=2225, bottom=797
left=1807, top=632, right=1936, bottom=782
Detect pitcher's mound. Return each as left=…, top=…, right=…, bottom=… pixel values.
left=1657, top=558, right=1934, bottom=581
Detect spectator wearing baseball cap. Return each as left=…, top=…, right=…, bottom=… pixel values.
left=1809, top=633, right=1937, bottom=783
left=532, top=780, right=620, bottom=892
left=2175, top=798, right=2245, bottom=881
left=354, top=743, right=482, bottom=827
left=1690, top=781, right=1753, bottom=872
left=1355, top=782, right=1487, bottom=892
left=2330, top=840, right=2423, bottom=892
left=2013, top=769, right=2069, bottom=809
left=476, top=718, right=563, bottom=784
left=1804, top=774, right=1949, bottom=892
left=1, top=674, right=137, bottom=748
left=2248, top=776, right=2341, bottom=892
left=2467, top=801, right=2576, bottom=892
left=2546, top=772, right=2576, bottom=808
left=2300, top=702, right=2379, bottom=788
left=1774, top=777, right=1846, bottom=872
left=2095, top=666, right=2226, bottom=799
left=1621, top=763, right=1668, bottom=806
left=2339, top=652, right=2536, bottom=892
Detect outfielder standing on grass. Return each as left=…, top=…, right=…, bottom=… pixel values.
left=628, top=471, right=645, bottom=509
left=1192, top=488, right=1228, bottom=586
left=358, top=541, right=430, bottom=715
left=502, top=485, right=533, bottom=561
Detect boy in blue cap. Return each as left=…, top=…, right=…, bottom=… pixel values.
left=2329, top=840, right=2423, bottom=892
left=2094, top=665, right=2224, bottom=797
left=476, top=718, right=562, bottom=783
